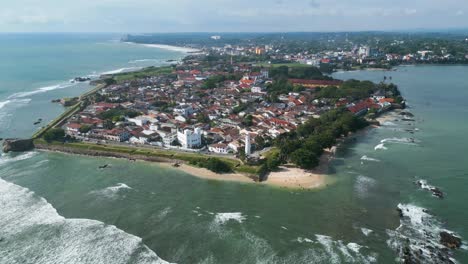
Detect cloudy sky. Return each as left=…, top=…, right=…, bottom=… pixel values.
left=0, top=0, right=467, bottom=32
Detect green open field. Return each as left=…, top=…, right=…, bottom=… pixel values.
left=107, top=66, right=174, bottom=83
left=34, top=139, right=260, bottom=176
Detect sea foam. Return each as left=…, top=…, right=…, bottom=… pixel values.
left=90, top=183, right=133, bottom=199
left=374, top=143, right=388, bottom=151
left=0, top=178, right=171, bottom=264
left=386, top=203, right=464, bottom=263
left=8, top=84, right=74, bottom=99
left=360, top=155, right=380, bottom=162
left=214, top=212, right=246, bottom=225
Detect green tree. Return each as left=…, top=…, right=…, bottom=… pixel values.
left=290, top=148, right=320, bottom=169
left=43, top=128, right=65, bottom=142
left=79, top=125, right=92, bottom=134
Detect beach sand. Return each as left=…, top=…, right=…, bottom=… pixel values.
left=161, top=148, right=335, bottom=190
left=263, top=148, right=333, bottom=189
left=172, top=163, right=256, bottom=184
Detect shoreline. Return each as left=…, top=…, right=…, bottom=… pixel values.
left=264, top=147, right=334, bottom=189
left=34, top=142, right=328, bottom=190
left=123, top=42, right=201, bottom=54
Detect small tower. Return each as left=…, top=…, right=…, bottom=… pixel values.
left=245, top=134, right=251, bottom=156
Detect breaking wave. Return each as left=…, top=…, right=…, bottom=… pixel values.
left=380, top=137, right=419, bottom=145
left=0, top=178, right=171, bottom=264
left=214, top=212, right=246, bottom=225
left=101, top=67, right=142, bottom=75
left=89, top=183, right=133, bottom=199
left=387, top=203, right=464, bottom=264
left=8, top=84, right=74, bottom=99
left=360, top=155, right=380, bottom=162
left=374, top=143, right=388, bottom=151
left=0, top=151, right=38, bottom=166
left=361, top=228, right=373, bottom=237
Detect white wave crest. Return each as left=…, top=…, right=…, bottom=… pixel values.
left=8, top=84, right=74, bottom=99
left=0, top=98, right=32, bottom=110
left=0, top=151, right=38, bottom=166
left=387, top=203, right=464, bottom=263
left=124, top=42, right=200, bottom=53
left=214, top=212, right=246, bottom=225
left=360, top=155, right=380, bottom=162
left=374, top=143, right=388, bottom=151
left=101, top=67, right=141, bottom=75
left=0, top=178, right=171, bottom=264
left=296, top=237, right=314, bottom=243
left=361, top=228, right=373, bottom=236
left=380, top=137, right=419, bottom=145
left=0, top=100, right=11, bottom=109
left=90, top=183, right=132, bottom=199
left=314, top=234, right=377, bottom=263
left=382, top=121, right=397, bottom=126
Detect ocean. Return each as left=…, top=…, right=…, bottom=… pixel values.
left=0, top=34, right=467, bottom=263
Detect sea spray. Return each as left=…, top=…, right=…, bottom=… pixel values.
left=0, top=178, right=171, bottom=264
left=387, top=203, right=464, bottom=263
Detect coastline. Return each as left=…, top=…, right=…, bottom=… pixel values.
left=123, top=42, right=201, bottom=54
left=34, top=142, right=328, bottom=190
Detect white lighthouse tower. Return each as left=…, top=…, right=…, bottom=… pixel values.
left=245, top=134, right=251, bottom=156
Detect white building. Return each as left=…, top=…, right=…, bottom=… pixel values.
left=174, top=104, right=194, bottom=117
left=208, top=143, right=230, bottom=154
left=245, top=134, right=252, bottom=156
left=177, top=128, right=202, bottom=149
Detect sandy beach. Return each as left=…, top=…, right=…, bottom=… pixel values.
left=162, top=163, right=256, bottom=184
left=171, top=162, right=329, bottom=190
left=124, top=42, right=201, bottom=53
left=162, top=149, right=335, bottom=190
left=263, top=147, right=334, bottom=189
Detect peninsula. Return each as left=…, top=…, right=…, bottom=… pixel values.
left=22, top=38, right=405, bottom=189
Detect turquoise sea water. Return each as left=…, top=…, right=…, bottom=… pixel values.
left=0, top=34, right=467, bottom=263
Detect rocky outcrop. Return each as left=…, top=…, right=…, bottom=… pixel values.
left=2, top=139, right=35, bottom=153
left=440, top=232, right=462, bottom=249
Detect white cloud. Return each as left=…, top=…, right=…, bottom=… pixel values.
left=0, top=0, right=466, bottom=32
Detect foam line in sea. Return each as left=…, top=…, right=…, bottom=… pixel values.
left=0, top=178, right=171, bottom=264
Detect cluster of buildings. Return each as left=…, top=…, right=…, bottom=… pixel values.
left=62, top=50, right=397, bottom=156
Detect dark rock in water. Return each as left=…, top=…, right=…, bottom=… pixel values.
left=51, top=99, right=61, bottom=103
left=397, top=207, right=404, bottom=218
left=33, top=121, right=41, bottom=125
left=98, top=164, right=109, bottom=169
left=0, top=138, right=3, bottom=141
left=440, top=232, right=462, bottom=249
left=2, top=138, right=34, bottom=153
left=402, top=118, right=415, bottom=122
left=431, top=188, right=444, bottom=199
left=71, top=77, right=91, bottom=83
left=400, top=111, right=415, bottom=117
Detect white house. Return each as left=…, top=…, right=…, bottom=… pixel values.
left=208, top=143, right=230, bottom=154
left=177, top=128, right=202, bottom=149
left=173, top=104, right=194, bottom=117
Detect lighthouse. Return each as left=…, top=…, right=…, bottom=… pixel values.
left=245, top=134, right=251, bottom=156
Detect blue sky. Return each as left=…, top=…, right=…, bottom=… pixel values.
left=0, top=0, right=467, bottom=32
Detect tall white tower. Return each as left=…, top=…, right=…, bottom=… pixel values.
left=245, top=134, right=251, bottom=156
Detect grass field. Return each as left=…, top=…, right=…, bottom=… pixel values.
left=35, top=139, right=261, bottom=176
left=109, top=66, right=174, bottom=83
